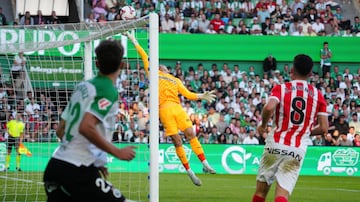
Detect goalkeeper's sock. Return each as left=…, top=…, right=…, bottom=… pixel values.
left=189, top=138, right=206, bottom=161
left=175, top=146, right=190, bottom=170
left=16, top=155, right=21, bottom=169
left=274, top=196, right=288, bottom=202
left=5, top=155, right=10, bottom=169
left=252, top=195, right=265, bottom=202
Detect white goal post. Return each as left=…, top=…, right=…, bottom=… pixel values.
left=0, top=13, right=159, bottom=202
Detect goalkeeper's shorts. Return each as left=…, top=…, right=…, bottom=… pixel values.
left=160, top=104, right=192, bottom=136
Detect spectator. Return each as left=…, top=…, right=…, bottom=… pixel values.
left=320, top=41, right=332, bottom=78
left=353, top=134, right=360, bottom=147
left=98, top=14, right=107, bottom=25
left=258, top=130, right=267, bottom=145
left=0, top=6, right=7, bottom=25
left=209, top=126, right=220, bottom=143
left=20, top=11, right=34, bottom=25
left=304, top=26, right=317, bottom=36
left=249, top=17, right=262, bottom=35
left=161, top=14, right=175, bottom=33
left=338, top=133, right=353, bottom=146
left=300, top=17, right=311, bottom=35
left=349, top=113, right=360, bottom=133
left=25, top=97, right=40, bottom=116
left=312, top=18, right=325, bottom=34
left=291, top=0, right=304, bottom=15
left=312, top=134, right=325, bottom=146
left=216, top=113, right=228, bottom=134
left=262, top=54, right=277, bottom=76
left=107, top=6, right=118, bottom=21
left=292, top=7, right=304, bottom=21
left=85, top=13, right=97, bottom=27
left=199, top=131, right=211, bottom=144
left=34, top=10, right=45, bottom=25
left=174, top=15, right=184, bottom=33
left=217, top=133, right=227, bottom=144
left=257, top=5, right=270, bottom=23
left=334, top=7, right=350, bottom=30
left=241, top=0, right=255, bottom=18
left=352, top=16, right=360, bottom=34
left=324, top=133, right=336, bottom=146
left=278, top=25, right=289, bottom=36
left=188, top=13, right=199, bottom=33
left=347, top=126, right=356, bottom=142
left=47, top=10, right=60, bottom=24
left=92, top=0, right=108, bottom=19
left=334, top=114, right=349, bottom=135
left=223, top=127, right=234, bottom=143
left=210, top=13, right=225, bottom=33
left=261, top=17, right=271, bottom=35
left=288, top=18, right=300, bottom=35
left=238, top=24, right=250, bottom=35
left=306, top=8, right=318, bottom=24
left=270, top=5, right=282, bottom=19
left=198, top=14, right=210, bottom=33
left=11, top=52, right=26, bottom=88
left=242, top=129, right=259, bottom=144
left=274, top=16, right=284, bottom=33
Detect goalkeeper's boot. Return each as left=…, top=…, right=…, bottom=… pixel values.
left=187, top=170, right=202, bottom=186
left=202, top=162, right=216, bottom=174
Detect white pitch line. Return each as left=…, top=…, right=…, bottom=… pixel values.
left=235, top=185, right=360, bottom=193
left=0, top=175, right=44, bottom=185
left=296, top=187, right=360, bottom=193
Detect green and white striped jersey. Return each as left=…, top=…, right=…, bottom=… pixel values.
left=53, top=75, right=119, bottom=167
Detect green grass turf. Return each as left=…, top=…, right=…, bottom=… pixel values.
left=0, top=172, right=359, bottom=202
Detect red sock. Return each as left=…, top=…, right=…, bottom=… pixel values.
left=274, top=196, right=288, bottom=202
left=183, top=162, right=190, bottom=170
left=198, top=153, right=205, bottom=162
left=252, top=195, right=265, bottom=202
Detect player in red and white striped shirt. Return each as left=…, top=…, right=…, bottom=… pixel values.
left=252, top=54, right=328, bottom=202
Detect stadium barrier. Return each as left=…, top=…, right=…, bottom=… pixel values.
left=1, top=143, right=359, bottom=176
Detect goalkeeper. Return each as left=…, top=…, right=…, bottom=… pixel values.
left=127, top=31, right=216, bottom=186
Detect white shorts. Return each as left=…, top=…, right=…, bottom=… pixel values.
left=256, top=144, right=305, bottom=194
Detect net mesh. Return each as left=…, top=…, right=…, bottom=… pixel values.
left=0, top=16, right=150, bottom=202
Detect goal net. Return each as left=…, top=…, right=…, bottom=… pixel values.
left=0, top=14, right=159, bottom=202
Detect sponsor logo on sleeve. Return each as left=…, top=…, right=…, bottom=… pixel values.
left=98, top=98, right=112, bottom=110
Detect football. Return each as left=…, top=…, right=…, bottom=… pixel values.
left=120, top=6, right=136, bottom=20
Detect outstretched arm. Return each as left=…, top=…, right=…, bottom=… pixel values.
left=126, top=30, right=149, bottom=75
left=176, top=78, right=216, bottom=102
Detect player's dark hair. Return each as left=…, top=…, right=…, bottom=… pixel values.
left=95, top=40, right=124, bottom=75
left=293, top=54, right=313, bottom=76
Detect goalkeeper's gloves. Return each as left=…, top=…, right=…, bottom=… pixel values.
left=124, top=30, right=139, bottom=46
left=198, top=90, right=216, bottom=103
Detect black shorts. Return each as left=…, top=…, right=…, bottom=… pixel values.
left=43, top=158, right=126, bottom=202
left=7, top=136, right=20, bottom=152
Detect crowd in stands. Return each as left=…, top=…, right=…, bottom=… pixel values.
left=1, top=53, right=360, bottom=147
left=113, top=60, right=360, bottom=147
left=84, top=0, right=360, bottom=36
left=0, top=7, right=63, bottom=26
left=1, top=0, right=360, bottom=36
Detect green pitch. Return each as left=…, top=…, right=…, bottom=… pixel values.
left=0, top=172, right=359, bottom=202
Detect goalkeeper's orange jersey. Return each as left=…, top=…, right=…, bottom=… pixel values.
left=135, top=44, right=198, bottom=106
